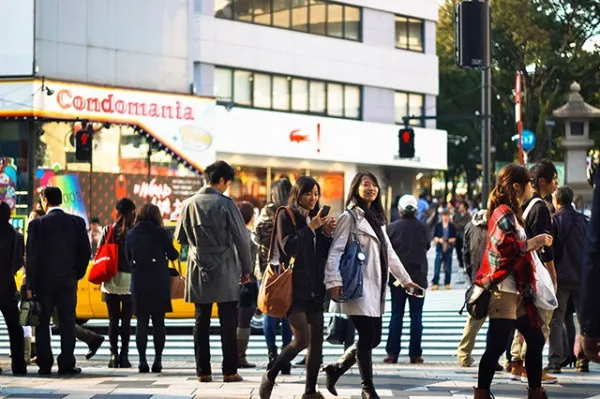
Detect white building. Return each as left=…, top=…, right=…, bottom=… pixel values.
left=0, top=0, right=446, bottom=218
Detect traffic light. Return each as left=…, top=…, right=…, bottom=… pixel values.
left=399, top=127, right=415, bottom=159
left=75, top=128, right=93, bottom=162
left=455, top=0, right=491, bottom=69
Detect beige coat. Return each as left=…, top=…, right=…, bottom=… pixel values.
left=324, top=206, right=413, bottom=317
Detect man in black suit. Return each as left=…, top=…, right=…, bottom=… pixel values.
left=0, top=202, right=26, bottom=375
left=26, top=187, right=91, bottom=375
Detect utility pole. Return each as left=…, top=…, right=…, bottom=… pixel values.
left=480, top=0, right=492, bottom=208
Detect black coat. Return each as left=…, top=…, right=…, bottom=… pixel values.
left=276, top=207, right=332, bottom=312
left=26, top=209, right=91, bottom=293
left=582, top=169, right=600, bottom=337
left=126, top=221, right=179, bottom=316
left=552, top=206, right=588, bottom=289
left=386, top=216, right=430, bottom=289
left=0, top=224, right=24, bottom=299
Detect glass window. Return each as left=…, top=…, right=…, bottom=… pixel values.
left=309, top=0, right=326, bottom=35
left=253, top=73, right=272, bottom=109
left=291, top=0, right=309, bottom=32
left=253, top=0, right=272, bottom=25
left=309, top=81, right=326, bottom=113
left=327, top=3, right=343, bottom=38
left=214, top=68, right=233, bottom=101
left=344, top=6, right=360, bottom=40
left=273, top=76, right=290, bottom=110
left=408, top=93, right=424, bottom=126
left=215, top=0, right=234, bottom=19
left=327, top=83, right=343, bottom=117
left=291, top=78, right=308, bottom=112
left=234, top=70, right=252, bottom=106
left=408, top=18, right=424, bottom=51
left=394, top=91, right=408, bottom=124
left=235, top=0, right=254, bottom=22
left=272, top=0, right=291, bottom=28
left=344, top=85, right=360, bottom=119
left=395, top=16, right=408, bottom=49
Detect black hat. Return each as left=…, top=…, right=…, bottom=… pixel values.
left=115, top=198, right=136, bottom=214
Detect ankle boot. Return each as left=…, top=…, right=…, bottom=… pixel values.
left=323, top=344, right=357, bottom=396
left=267, top=346, right=277, bottom=370
left=108, top=353, right=120, bottom=368
left=24, top=337, right=31, bottom=365
left=528, top=387, right=548, bottom=399
left=473, top=387, right=495, bottom=399
left=356, top=348, right=379, bottom=399
left=237, top=328, right=255, bottom=368
left=152, top=354, right=162, bottom=373
left=120, top=348, right=132, bottom=369
left=138, top=352, right=149, bottom=373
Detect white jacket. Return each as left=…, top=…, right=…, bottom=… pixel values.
left=324, top=206, right=413, bottom=317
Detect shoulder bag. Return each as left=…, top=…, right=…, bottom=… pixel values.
left=335, top=210, right=365, bottom=303
left=169, top=257, right=186, bottom=300
left=257, top=206, right=296, bottom=318
left=88, top=225, right=119, bottom=285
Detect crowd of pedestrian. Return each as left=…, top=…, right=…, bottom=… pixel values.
left=0, top=158, right=599, bottom=399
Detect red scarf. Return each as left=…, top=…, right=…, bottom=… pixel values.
left=475, top=205, right=541, bottom=328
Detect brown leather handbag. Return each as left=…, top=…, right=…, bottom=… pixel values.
left=169, top=258, right=186, bottom=300
left=257, top=207, right=296, bottom=318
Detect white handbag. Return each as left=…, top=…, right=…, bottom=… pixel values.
left=531, top=250, right=558, bottom=310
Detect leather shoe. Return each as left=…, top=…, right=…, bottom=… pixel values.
left=86, top=336, right=105, bottom=360
left=58, top=367, right=82, bottom=376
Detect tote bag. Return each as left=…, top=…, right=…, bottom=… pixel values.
left=169, top=258, right=186, bottom=300
left=88, top=225, right=119, bottom=285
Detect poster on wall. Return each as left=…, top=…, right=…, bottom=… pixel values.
left=35, top=169, right=202, bottom=225
left=0, top=158, right=18, bottom=210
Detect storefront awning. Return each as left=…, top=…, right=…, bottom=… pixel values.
left=0, top=79, right=217, bottom=173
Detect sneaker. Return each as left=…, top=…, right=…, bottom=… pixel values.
left=431, top=285, right=439, bottom=291
left=541, top=371, right=558, bottom=385
left=510, top=360, right=523, bottom=381
left=445, top=284, right=452, bottom=290
left=520, top=368, right=528, bottom=383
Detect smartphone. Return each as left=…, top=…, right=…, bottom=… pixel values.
left=406, top=287, right=425, bottom=298
left=320, top=205, right=331, bottom=217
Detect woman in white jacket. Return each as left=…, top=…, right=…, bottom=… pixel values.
left=323, top=172, right=421, bottom=399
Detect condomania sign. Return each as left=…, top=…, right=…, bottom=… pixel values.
left=0, top=79, right=217, bottom=172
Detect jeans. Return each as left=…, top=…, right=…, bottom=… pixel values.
left=385, top=286, right=424, bottom=357
left=433, top=250, right=453, bottom=285
left=263, top=315, right=293, bottom=349
left=194, top=301, right=238, bottom=376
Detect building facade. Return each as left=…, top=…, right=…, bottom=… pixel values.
left=0, top=0, right=445, bottom=224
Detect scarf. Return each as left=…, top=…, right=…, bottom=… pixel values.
left=475, top=204, right=541, bottom=328
left=362, top=206, right=388, bottom=303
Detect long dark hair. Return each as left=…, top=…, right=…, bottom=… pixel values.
left=135, top=203, right=164, bottom=227
left=288, top=176, right=321, bottom=217
left=271, top=178, right=292, bottom=207
left=346, top=172, right=387, bottom=225
left=115, top=199, right=136, bottom=239
left=488, top=164, right=532, bottom=225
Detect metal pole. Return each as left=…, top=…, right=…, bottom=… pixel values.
left=481, top=0, right=492, bottom=208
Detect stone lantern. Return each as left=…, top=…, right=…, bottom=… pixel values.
left=552, top=82, right=600, bottom=204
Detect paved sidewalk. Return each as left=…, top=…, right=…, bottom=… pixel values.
left=0, top=361, right=598, bottom=399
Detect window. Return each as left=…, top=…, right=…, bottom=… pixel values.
left=395, top=15, right=424, bottom=52
left=395, top=91, right=424, bottom=126
left=215, top=66, right=361, bottom=119
left=234, top=70, right=252, bottom=106
left=273, top=76, right=290, bottom=110
left=215, top=0, right=361, bottom=42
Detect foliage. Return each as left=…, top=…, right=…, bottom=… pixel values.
left=437, top=0, right=600, bottom=195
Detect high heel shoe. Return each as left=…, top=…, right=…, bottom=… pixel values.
left=152, top=356, right=162, bottom=373
left=108, top=354, right=120, bottom=368
left=560, top=355, right=575, bottom=368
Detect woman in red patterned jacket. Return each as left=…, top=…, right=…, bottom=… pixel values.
left=474, top=164, right=553, bottom=399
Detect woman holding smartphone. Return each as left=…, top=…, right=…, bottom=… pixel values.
left=323, top=172, right=421, bottom=399
left=259, top=176, right=336, bottom=399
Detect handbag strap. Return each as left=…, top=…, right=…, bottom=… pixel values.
left=171, top=257, right=183, bottom=274
left=266, top=206, right=296, bottom=264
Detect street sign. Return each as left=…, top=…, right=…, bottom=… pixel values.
left=521, top=130, right=536, bottom=152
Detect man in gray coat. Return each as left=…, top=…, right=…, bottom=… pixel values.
left=175, top=161, right=252, bottom=383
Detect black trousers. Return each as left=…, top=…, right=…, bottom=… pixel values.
left=52, top=308, right=99, bottom=346
left=194, top=301, right=238, bottom=376
left=105, top=294, right=132, bottom=355
left=36, top=284, right=77, bottom=371
left=136, top=310, right=166, bottom=361
left=0, top=295, right=25, bottom=371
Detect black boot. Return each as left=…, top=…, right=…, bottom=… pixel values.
left=357, top=349, right=379, bottom=399
left=267, top=346, right=277, bottom=371
left=323, top=344, right=357, bottom=396
left=120, top=348, right=132, bottom=369
left=108, top=353, right=120, bottom=368
left=138, top=352, right=149, bottom=373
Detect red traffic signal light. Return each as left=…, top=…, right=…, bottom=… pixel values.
left=398, top=128, right=415, bottom=158
left=75, top=129, right=93, bottom=162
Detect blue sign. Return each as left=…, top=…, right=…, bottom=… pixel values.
left=522, top=130, right=536, bottom=152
